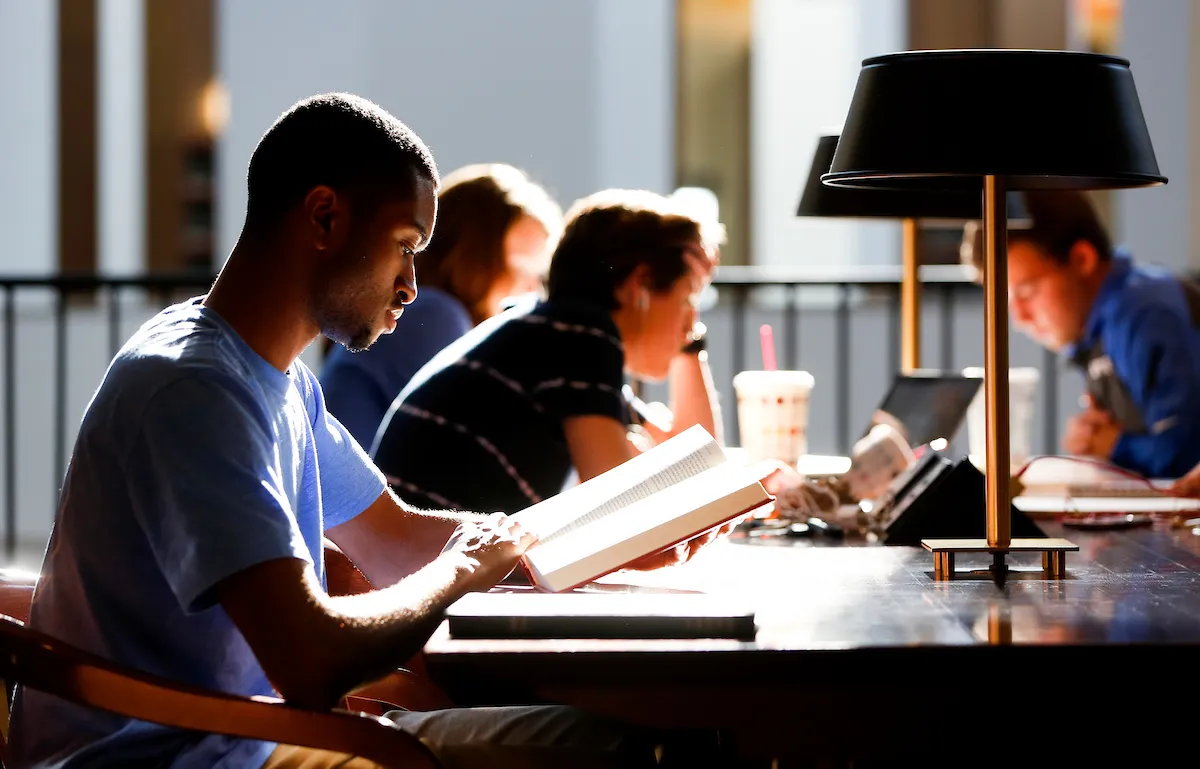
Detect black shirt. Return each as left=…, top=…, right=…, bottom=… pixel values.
left=372, top=297, right=629, bottom=514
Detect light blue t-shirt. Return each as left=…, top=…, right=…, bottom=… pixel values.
left=10, top=298, right=387, bottom=768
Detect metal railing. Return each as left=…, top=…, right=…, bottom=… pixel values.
left=0, top=267, right=1060, bottom=559
left=704, top=263, right=1060, bottom=456
left=0, top=274, right=215, bottom=559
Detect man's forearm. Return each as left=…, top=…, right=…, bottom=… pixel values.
left=306, top=551, right=476, bottom=708
left=395, top=502, right=493, bottom=554
left=667, top=351, right=722, bottom=443
left=329, top=488, right=494, bottom=588
left=218, top=551, right=480, bottom=712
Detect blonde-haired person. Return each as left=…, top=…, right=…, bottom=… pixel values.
left=320, top=163, right=562, bottom=447
left=371, top=189, right=727, bottom=558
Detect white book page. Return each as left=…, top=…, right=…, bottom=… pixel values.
left=524, top=462, right=767, bottom=591
left=512, top=425, right=725, bottom=542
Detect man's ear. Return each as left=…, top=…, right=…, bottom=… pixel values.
left=1068, top=239, right=1101, bottom=278
left=303, top=185, right=343, bottom=252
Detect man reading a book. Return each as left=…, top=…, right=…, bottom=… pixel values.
left=961, top=190, right=1200, bottom=479
left=10, top=94, right=699, bottom=769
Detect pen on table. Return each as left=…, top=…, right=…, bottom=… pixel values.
left=806, top=516, right=844, bottom=539
left=748, top=522, right=812, bottom=538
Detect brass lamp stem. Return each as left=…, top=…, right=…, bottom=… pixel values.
left=983, top=175, right=1011, bottom=550
left=901, top=218, right=920, bottom=372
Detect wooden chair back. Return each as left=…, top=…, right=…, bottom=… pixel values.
left=0, top=613, right=440, bottom=767
left=0, top=549, right=448, bottom=767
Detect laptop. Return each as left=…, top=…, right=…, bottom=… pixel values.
left=863, top=370, right=982, bottom=449
left=796, top=371, right=981, bottom=480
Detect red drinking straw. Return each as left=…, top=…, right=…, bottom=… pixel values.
left=759, top=324, right=777, bottom=371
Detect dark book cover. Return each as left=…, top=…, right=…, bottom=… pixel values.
left=446, top=591, right=757, bottom=640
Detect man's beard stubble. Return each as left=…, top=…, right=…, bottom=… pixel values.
left=311, top=261, right=385, bottom=353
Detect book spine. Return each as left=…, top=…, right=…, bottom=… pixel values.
left=449, top=615, right=756, bottom=640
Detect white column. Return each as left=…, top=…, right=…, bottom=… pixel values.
left=0, top=1, right=57, bottom=275
left=593, top=0, right=675, bottom=194
left=97, top=0, right=146, bottom=276
left=1116, top=0, right=1190, bottom=273
left=218, top=0, right=660, bottom=259
left=751, top=0, right=906, bottom=268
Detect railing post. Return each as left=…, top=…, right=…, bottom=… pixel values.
left=730, top=285, right=747, bottom=444
left=55, top=288, right=68, bottom=506
left=4, top=285, right=15, bottom=560
left=940, top=285, right=955, bottom=371
left=836, top=285, right=851, bottom=454
left=1042, top=346, right=1059, bottom=455
left=783, top=284, right=798, bottom=370
left=888, top=287, right=900, bottom=375
left=109, top=284, right=122, bottom=358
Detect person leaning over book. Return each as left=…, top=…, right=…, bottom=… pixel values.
left=961, top=190, right=1200, bottom=479
left=9, top=93, right=720, bottom=769
left=372, top=189, right=726, bottom=518
left=320, top=163, right=563, bottom=448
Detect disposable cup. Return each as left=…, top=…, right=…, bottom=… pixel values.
left=963, top=366, right=1040, bottom=470
left=733, top=370, right=815, bottom=465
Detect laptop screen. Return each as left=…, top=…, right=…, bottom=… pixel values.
left=865, top=372, right=982, bottom=448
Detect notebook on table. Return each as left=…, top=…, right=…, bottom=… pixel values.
left=445, top=590, right=758, bottom=640
left=1012, top=455, right=1173, bottom=499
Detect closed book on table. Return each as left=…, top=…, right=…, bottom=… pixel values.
left=445, top=591, right=758, bottom=640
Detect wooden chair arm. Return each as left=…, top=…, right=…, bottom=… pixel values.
left=0, top=615, right=440, bottom=768
left=324, top=538, right=376, bottom=597
left=0, top=569, right=39, bottom=625
left=324, top=540, right=456, bottom=715
left=344, top=667, right=455, bottom=717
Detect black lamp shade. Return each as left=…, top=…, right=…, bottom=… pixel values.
left=798, top=134, right=1028, bottom=220
left=823, top=50, right=1167, bottom=191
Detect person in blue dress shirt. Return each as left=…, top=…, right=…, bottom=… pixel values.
left=320, top=163, right=562, bottom=449
left=962, top=190, right=1200, bottom=478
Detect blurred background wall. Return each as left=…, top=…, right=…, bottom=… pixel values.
left=1, top=0, right=1198, bottom=565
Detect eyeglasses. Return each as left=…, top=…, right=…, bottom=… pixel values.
left=1009, top=266, right=1065, bottom=304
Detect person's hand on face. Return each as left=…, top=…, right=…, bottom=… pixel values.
left=1062, top=396, right=1121, bottom=459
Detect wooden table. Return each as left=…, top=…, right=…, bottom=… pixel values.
left=424, top=519, right=1200, bottom=765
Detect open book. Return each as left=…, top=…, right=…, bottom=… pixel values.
left=1012, top=455, right=1172, bottom=499
left=512, top=425, right=771, bottom=593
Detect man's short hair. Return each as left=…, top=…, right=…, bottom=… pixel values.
left=961, top=190, right=1113, bottom=276
left=546, top=189, right=725, bottom=311
left=245, top=93, right=439, bottom=230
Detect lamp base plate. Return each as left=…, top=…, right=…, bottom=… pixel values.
left=921, top=537, right=1078, bottom=579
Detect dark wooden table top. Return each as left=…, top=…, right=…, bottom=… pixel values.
left=424, top=518, right=1200, bottom=764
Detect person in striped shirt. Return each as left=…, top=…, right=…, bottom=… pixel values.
left=373, top=189, right=725, bottom=536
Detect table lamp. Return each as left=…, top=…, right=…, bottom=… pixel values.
left=797, top=134, right=1029, bottom=372
left=823, top=50, right=1166, bottom=579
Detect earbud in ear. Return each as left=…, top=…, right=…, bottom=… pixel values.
left=637, top=289, right=650, bottom=311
